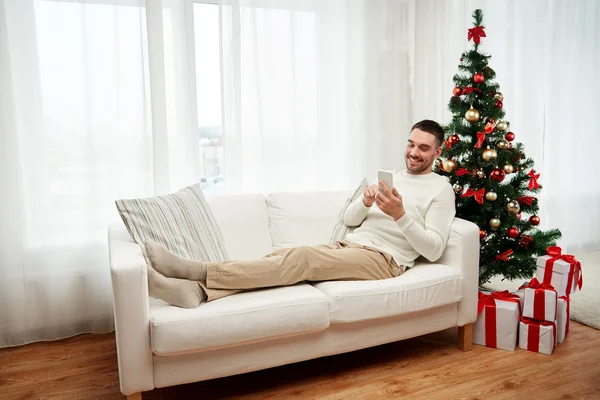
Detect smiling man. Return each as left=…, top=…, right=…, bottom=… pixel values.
left=144, top=119, right=456, bottom=308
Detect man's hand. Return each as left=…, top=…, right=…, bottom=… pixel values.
left=362, top=184, right=379, bottom=207
left=375, top=182, right=406, bottom=221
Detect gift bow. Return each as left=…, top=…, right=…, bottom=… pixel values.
left=461, top=188, right=485, bottom=204
left=468, top=26, right=486, bottom=44
left=478, top=291, right=521, bottom=349
left=474, top=120, right=496, bottom=149
left=544, top=246, right=583, bottom=293
left=521, top=317, right=557, bottom=353
left=496, top=249, right=513, bottom=261
left=527, top=278, right=557, bottom=321
left=527, top=169, right=540, bottom=190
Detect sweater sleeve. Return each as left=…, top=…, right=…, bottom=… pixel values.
left=395, top=183, right=456, bottom=262
left=343, top=196, right=371, bottom=227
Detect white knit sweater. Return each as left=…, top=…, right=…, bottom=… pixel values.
left=344, top=169, right=456, bottom=270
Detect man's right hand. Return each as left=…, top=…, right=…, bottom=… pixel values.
left=362, top=184, right=379, bottom=207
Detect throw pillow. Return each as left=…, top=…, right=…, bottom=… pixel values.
left=329, top=177, right=369, bottom=242
left=115, top=183, right=229, bottom=262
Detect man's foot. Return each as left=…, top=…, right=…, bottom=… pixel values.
left=147, top=267, right=206, bottom=308
left=145, top=241, right=207, bottom=281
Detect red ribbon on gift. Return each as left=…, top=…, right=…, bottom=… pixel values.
left=456, top=168, right=472, bottom=176
left=496, top=249, right=513, bottom=261
left=527, top=169, right=540, bottom=190
left=560, top=295, right=571, bottom=338
left=521, top=317, right=556, bottom=353
left=527, top=278, right=557, bottom=321
left=544, top=246, right=583, bottom=294
left=461, top=188, right=485, bottom=204
left=478, top=291, right=521, bottom=348
left=474, top=120, right=496, bottom=149
left=468, top=26, right=486, bottom=44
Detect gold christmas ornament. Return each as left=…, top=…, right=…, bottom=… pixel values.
left=476, top=170, right=486, bottom=179
left=496, top=139, right=509, bottom=149
left=489, top=218, right=501, bottom=228
left=494, top=92, right=504, bottom=101
left=496, top=121, right=508, bottom=131
left=485, top=191, right=498, bottom=201
left=503, top=164, right=514, bottom=174
left=482, top=148, right=498, bottom=161
left=506, top=200, right=521, bottom=214
left=465, top=107, right=480, bottom=123
left=443, top=159, right=458, bottom=173
left=452, top=184, right=463, bottom=194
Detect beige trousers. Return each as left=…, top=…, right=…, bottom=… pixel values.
left=198, top=241, right=402, bottom=302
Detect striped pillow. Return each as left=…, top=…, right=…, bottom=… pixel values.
left=115, top=184, right=229, bottom=262
left=329, top=178, right=369, bottom=242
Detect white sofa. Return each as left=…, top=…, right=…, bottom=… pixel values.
left=108, top=190, right=480, bottom=399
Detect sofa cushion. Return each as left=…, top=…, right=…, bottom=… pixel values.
left=207, top=194, right=273, bottom=260
left=312, top=262, right=462, bottom=323
left=149, top=284, right=330, bottom=355
left=266, top=191, right=350, bottom=249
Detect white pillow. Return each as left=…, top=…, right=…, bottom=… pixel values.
left=115, top=183, right=229, bottom=262
left=329, top=178, right=369, bottom=242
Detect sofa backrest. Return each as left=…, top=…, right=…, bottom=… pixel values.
left=207, top=190, right=351, bottom=259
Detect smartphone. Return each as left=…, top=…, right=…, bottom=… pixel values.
left=378, top=170, right=394, bottom=194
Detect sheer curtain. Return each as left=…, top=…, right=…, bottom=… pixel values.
left=219, top=0, right=413, bottom=193
left=0, top=0, right=201, bottom=347
left=411, top=0, right=600, bottom=252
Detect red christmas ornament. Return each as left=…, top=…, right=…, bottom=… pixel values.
left=453, top=87, right=463, bottom=96
left=460, top=57, right=464, bottom=61
left=529, top=215, right=541, bottom=225
left=507, top=227, right=520, bottom=239
left=449, top=134, right=460, bottom=145
left=473, top=73, right=484, bottom=84
left=480, top=230, right=486, bottom=240
left=495, top=100, right=503, bottom=108
left=520, top=235, right=533, bottom=248
left=505, top=132, right=515, bottom=142
left=490, top=168, right=505, bottom=181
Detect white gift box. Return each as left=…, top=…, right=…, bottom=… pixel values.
left=536, top=255, right=581, bottom=297
left=557, top=296, right=571, bottom=344
left=519, top=319, right=557, bottom=355
left=522, top=285, right=557, bottom=322
left=474, top=291, right=520, bottom=351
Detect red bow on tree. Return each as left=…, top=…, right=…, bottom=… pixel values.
left=456, top=168, right=472, bottom=176
left=474, top=120, right=496, bottom=149
left=468, top=26, right=486, bottom=44
left=461, top=188, right=485, bottom=204
left=527, top=169, right=540, bottom=190
left=463, top=87, right=482, bottom=95
left=518, top=196, right=535, bottom=205
left=496, top=249, right=513, bottom=261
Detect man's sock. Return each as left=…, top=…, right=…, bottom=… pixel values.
left=147, top=266, right=206, bottom=308
left=145, top=241, right=208, bottom=281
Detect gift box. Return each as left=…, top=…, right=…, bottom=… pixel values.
left=536, top=246, right=583, bottom=297
left=519, top=317, right=557, bottom=355
left=522, top=278, right=558, bottom=322
left=557, top=296, right=571, bottom=344
left=473, top=291, right=521, bottom=351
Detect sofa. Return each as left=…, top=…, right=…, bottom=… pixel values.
left=108, top=190, right=480, bottom=399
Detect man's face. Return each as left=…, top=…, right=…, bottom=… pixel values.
left=404, top=128, right=442, bottom=175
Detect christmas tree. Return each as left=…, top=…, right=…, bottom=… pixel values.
left=434, top=9, right=561, bottom=285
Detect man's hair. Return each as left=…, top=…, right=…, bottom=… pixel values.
left=411, top=120, right=444, bottom=148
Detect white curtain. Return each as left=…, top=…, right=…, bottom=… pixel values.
left=0, top=0, right=201, bottom=347
left=219, top=0, right=413, bottom=193
left=412, top=0, right=600, bottom=252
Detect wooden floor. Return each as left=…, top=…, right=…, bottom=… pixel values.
left=1, top=323, right=600, bottom=399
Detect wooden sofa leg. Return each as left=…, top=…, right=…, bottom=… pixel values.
left=458, top=323, right=473, bottom=351
left=127, top=393, right=141, bottom=400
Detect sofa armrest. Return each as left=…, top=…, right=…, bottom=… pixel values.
left=108, top=223, right=154, bottom=395
left=437, top=218, right=480, bottom=326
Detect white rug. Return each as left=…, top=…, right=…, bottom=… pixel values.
left=483, top=249, right=600, bottom=330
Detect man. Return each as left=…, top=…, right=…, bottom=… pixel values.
left=146, top=120, right=456, bottom=308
